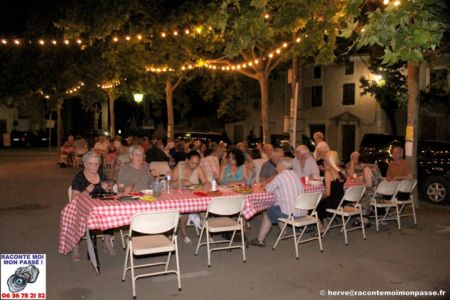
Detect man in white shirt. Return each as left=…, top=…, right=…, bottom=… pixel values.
left=249, top=158, right=305, bottom=247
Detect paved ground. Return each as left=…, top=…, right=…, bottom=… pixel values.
left=0, top=148, right=449, bottom=300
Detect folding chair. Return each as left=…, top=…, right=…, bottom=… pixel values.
left=272, top=192, right=323, bottom=259
left=122, top=210, right=181, bottom=299
left=390, top=179, right=418, bottom=229
left=369, top=181, right=400, bottom=232
left=322, top=186, right=367, bottom=245
left=195, top=195, right=246, bottom=267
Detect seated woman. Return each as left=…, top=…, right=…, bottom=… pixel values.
left=315, top=151, right=347, bottom=234
left=293, top=145, right=320, bottom=180
left=220, top=147, right=249, bottom=186
left=58, top=135, right=76, bottom=167
left=70, top=151, right=115, bottom=261
left=346, top=151, right=381, bottom=227
left=172, top=151, right=207, bottom=244
left=117, top=145, right=157, bottom=192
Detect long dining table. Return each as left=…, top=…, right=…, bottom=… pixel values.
left=58, top=179, right=363, bottom=273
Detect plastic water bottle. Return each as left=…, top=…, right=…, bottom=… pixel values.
left=211, top=177, right=217, bottom=192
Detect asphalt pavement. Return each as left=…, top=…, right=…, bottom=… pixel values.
left=0, top=148, right=449, bottom=300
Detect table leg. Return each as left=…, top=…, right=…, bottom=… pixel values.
left=85, top=227, right=101, bottom=275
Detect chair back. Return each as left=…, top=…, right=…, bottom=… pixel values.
left=68, top=186, right=73, bottom=202
left=150, top=161, right=171, bottom=175
left=208, top=196, right=245, bottom=216
left=131, top=210, right=179, bottom=235
left=252, top=159, right=264, bottom=183
left=343, top=186, right=366, bottom=203
left=294, top=192, right=322, bottom=212
left=397, top=179, right=417, bottom=194
left=375, top=181, right=400, bottom=198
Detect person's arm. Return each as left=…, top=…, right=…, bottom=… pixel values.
left=386, top=163, right=394, bottom=181
left=219, top=164, right=227, bottom=185
left=198, top=167, right=207, bottom=184
left=242, top=163, right=249, bottom=181
left=172, top=165, right=180, bottom=182
left=309, top=158, right=320, bottom=179
left=324, top=170, right=332, bottom=197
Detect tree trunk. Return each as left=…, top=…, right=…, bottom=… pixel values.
left=93, top=111, right=99, bottom=130
left=406, top=62, right=420, bottom=207
left=56, top=99, right=63, bottom=158
left=165, top=79, right=174, bottom=141
left=258, top=72, right=270, bottom=144
left=290, top=54, right=299, bottom=146
left=106, top=90, right=115, bottom=138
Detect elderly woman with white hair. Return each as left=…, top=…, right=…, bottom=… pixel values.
left=315, top=151, right=347, bottom=234
left=117, top=145, right=158, bottom=192
left=292, top=145, right=320, bottom=179
left=70, top=151, right=115, bottom=260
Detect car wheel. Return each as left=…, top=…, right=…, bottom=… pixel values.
left=424, top=176, right=450, bottom=205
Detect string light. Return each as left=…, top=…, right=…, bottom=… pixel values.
left=146, top=37, right=306, bottom=73
left=98, top=80, right=120, bottom=89
left=65, top=81, right=85, bottom=94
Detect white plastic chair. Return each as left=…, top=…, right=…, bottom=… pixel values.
left=322, top=186, right=367, bottom=245
left=390, top=179, right=418, bottom=229
left=195, top=196, right=246, bottom=267
left=122, top=210, right=181, bottom=299
left=149, top=161, right=171, bottom=175
left=369, top=181, right=401, bottom=232
left=272, top=192, right=323, bottom=259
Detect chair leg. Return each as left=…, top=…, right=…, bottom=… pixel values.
left=120, top=229, right=126, bottom=250
left=165, top=252, right=172, bottom=272
left=341, top=214, right=348, bottom=245
left=228, top=230, right=237, bottom=248
left=360, top=212, right=366, bottom=240
left=206, top=230, right=211, bottom=267
left=396, top=205, right=402, bottom=230
left=122, top=243, right=130, bottom=281
left=130, top=247, right=136, bottom=299
left=175, top=238, right=181, bottom=291
left=292, top=225, right=299, bottom=259
left=411, top=200, right=417, bottom=225
left=374, top=205, right=380, bottom=232
left=194, top=226, right=205, bottom=255
left=322, top=214, right=336, bottom=237
left=272, top=222, right=287, bottom=250
left=317, top=221, right=323, bottom=252
left=241, top=225, right=246, bottom=263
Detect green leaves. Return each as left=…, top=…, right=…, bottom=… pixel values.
left=352, top=0, right=447, bottom=65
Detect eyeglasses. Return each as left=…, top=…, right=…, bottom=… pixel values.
left=87, top=162, right=99, bottom=166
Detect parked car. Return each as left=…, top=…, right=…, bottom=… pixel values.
left=417, top=140, right=450, bottom=205
left=10, top=130, right=40, bottom=147
left=175, top=131, right=231, bottom=145
left=359, top=133, right=450, bottom=204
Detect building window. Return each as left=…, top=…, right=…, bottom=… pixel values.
left=313, top=66, right=322, bottom=79
left=311, top=86, right=323, bottom=107
left=345, top=62, right=354, bottom=75
left=342, top=83, right=355, bottom=105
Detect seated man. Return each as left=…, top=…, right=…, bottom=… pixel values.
left=386, top=145, right=413, bottom=181
left=250, top=158, right=305, bottom=247
left=259, top=148, right=284, bottom=183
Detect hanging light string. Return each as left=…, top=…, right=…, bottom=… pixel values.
left=146, top=36, right=303, bottom=73
left=97, top=80, right=120, bottom=89
left=66, top=82, right=85, bottom=94
left=0, top=24, right=216, bottom=47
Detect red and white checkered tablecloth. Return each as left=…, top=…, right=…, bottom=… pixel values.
left=58, top=180, right=363, bottom=255
left=59, top=189, right=276, bottom=255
